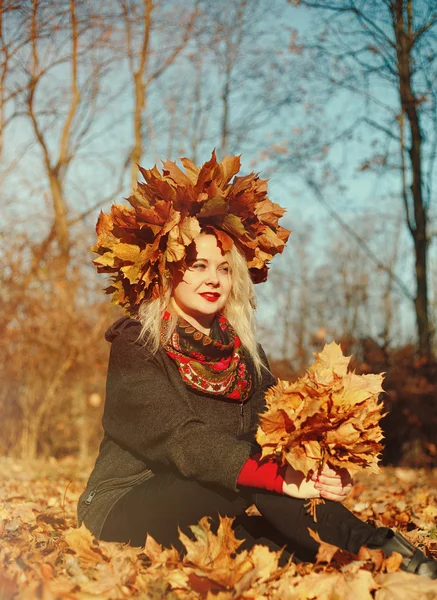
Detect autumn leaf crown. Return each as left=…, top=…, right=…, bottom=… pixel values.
left=92, top=150, right=291, bottom=314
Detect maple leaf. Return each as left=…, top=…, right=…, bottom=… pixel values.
left=179, top=516, right=251, bottom=589
left=309, top=341, right=351, bottom=379
left=179, top=216, right=202, bottom=245
left=218, top=155, right=242, bottom=186
left=374, top=570, right=437, bottom=598
left=208, top=227, right=234, bottom=254
left=180, top=156, right=201, bottom=184
left=63, top=523, right=109, bottom=567
left=165, top=227, right=186, bottom=262
left=162, top=159, right=194, bottom=188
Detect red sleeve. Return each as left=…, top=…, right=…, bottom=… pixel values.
left=237, top=453, right=285, bottom=494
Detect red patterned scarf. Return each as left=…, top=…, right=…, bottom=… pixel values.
left=161, top=313, right=252, bottom=401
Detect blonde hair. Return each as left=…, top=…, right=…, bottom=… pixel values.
left=137, top=240, right=264, bottom=378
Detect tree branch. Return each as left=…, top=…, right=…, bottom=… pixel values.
left=306, top=176, right=414, bottom=302
left=56, top=0, right=80, bottom=177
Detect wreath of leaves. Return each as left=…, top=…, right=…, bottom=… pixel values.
left=92, top=150, right=291, bottom=314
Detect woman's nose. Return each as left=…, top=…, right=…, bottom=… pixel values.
left=205, top=269, right=219, bottom=286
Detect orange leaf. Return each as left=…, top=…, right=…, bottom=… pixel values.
left=63, top=524, right=107, bottom=567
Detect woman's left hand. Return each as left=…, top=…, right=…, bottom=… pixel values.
left=311, top=465, right=353, bottom=502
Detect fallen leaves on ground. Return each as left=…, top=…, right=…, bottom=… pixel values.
left=0, top=458, right=436, bottom=599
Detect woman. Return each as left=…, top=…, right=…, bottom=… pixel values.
left=79, top=152, right=436, bottom=578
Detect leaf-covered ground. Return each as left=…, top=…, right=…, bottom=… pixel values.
left=1, top=458, right=437, bottom=599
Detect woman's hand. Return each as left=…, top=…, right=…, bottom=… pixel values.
left=282, top=465, right=321, bottom=499
left=282, top=464, right=353, bottom=502
left=311, top=465, right=353, bottom=502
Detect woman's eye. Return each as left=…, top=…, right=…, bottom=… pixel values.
left=192, top=263, right=206, bottom=270
left=219, top=266, right=230, bottom=274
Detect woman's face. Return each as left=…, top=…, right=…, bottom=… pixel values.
left=171, top=234, right=232, bottom=333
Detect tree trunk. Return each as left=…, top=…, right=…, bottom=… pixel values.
left=131, top=70, right=146, bottom=190
left=49, top=171, right=70, bottom=271
left=20, top=412, right=41, bottom=460
left=129, top=0, right=153, bottom=190
left=393, top=0, right=430, bottom=357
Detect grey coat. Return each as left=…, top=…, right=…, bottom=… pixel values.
left=77, top=317, right=275, bottom=538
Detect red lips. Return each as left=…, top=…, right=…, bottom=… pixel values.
left=200, top=292, right=221, bottom=302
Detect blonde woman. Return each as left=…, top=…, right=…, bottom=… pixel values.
left=78, top=153, right=436, bottom=577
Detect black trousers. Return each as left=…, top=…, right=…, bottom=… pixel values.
left=100, top=471, right=388, bottom=562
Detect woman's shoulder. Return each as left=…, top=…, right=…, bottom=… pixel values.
left=105, top=316, right=142, bottom=344
left=105, top=316, right=164, bottom=365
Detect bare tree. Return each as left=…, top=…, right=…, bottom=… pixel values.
left=120, top=0, right=198, bottom=189
left=0, top=1, right=122, bottom=281
left=27, top=0, right=78, bottom=274
left=0, top=0, right=24, bottom=159
left=289, top=0, right=437, bottom=357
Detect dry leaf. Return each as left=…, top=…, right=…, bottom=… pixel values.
left=63, top=523, right=108, bottom=566
left=374, top=570, right=437, bottom=599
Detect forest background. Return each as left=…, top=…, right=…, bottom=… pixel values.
left=1, top=0, right=437, bottom=471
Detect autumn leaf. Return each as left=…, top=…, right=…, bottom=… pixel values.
left=63, top=523, right=108, bottom=567
left=309, top=528, right=342, bottom=564
left=254, top=198, right=286, bottom=225
left=198, top=196, right=228, bottom=218
left=165, top=227, right=186, bottom=262
left=374, top=570, right=437, bottom=599
left=217, top=154, right=241, bottom=185
left=309, top=341, right=351, bottom=378
left=209, top=227, right=234, bottom=254
left=179, top=516, right=251, bottom=589
left=180, top=156, right=201, bottom=184
left=179, top=216, right=202, bottom=245
left=162, top=159, right=194, bottom=188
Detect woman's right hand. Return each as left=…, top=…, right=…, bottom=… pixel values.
left=282, top=465, right=321, bottom=499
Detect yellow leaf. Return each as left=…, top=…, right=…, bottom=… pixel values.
left=180, top=156, right=201, bottom=183
left=63, top=524, right=107, bottom=567
left=223, top=213, right=247, bottom=237
left=93, top=253, right=115, bottom=267
left=162, top=159, right=194, bottom=187
left=254, top=198, right=286, bottom=226
left=198, top=196, right=228, bottom=218
left=218, top=154, right=241, bottom=185
left=113, top=243, right=141, bottom=262
left=179, top=216, right=201, bottom=245
left=308, top=528, right=341, bottom=564
left=374, top=570, right=437, bottom=599
left=165, top=227, right=186, bottom=262
left=311, top=342, right=351, bottom=378
left=257, top=341, right=385, bottom=481
left=303, top=440, right=323, bottom=460
left=325, top=422, right=361, bottom=446
left=120, top=263, right=141, bottom=284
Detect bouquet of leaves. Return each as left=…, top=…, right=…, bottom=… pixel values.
left=256, top=342, right=385, bottom=518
